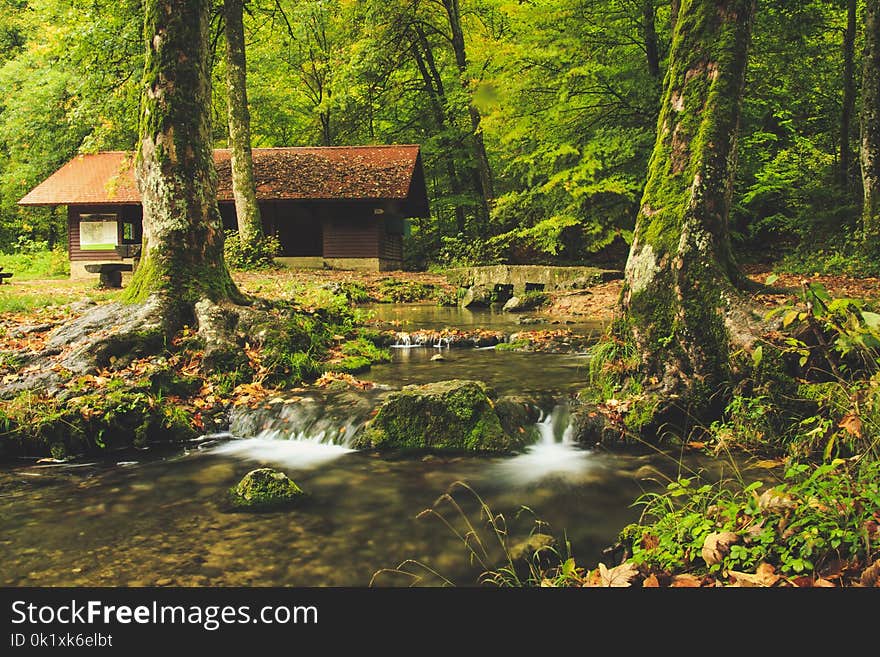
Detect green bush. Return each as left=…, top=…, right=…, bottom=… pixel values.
left=223, top=230, right=282, bottom=271
left=0, top=247, right=69, bottom=279
left=629, top=459, right=880, bottom=577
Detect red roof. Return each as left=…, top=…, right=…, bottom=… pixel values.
left=19, top=146, right=428, bottom=215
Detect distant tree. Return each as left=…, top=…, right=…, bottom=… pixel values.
left=224, top=0, right=263, bottom=247
left=861, top=0, right=880, bottom=254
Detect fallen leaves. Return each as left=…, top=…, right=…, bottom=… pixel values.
left=701, top=531, right=740, bottom=566
left=727, top=563, right=781, bottom=587
left=584, top=561, right=640, bottom=587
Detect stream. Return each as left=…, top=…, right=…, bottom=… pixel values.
left=0, top=305, right=754, bottom=587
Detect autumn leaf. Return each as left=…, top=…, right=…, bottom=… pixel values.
left=670, top=574, right=702, bottom=587
left=701, top=531, right=739, bottom=566
left=642, top=574, right=660, bottom=588
left=838, top=413, right=863, bottom=438
left=728, top=563, right=780, bottom=587
left=593, top=561, right=639, bottom=587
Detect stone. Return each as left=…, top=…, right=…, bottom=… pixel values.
left=227, top=468, right=306, bottom=511
left=353, top=379, right=527, bottom=453
left=509, top=533, right=557, bottom=562
left=430, top=353, right=446, bottom=361
left=460, top=285, right=492, bottom=309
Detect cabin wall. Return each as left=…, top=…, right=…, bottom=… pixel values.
left=68, top=205, right=141, bottom=278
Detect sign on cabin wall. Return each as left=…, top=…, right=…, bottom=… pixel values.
left=79, top=214, right=118, bottom=250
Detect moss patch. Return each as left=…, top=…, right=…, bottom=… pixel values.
left=227, top=467, right=305, bottom=511
left=354, top=379, right=527, bottom=453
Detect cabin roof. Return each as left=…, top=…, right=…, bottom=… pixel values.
left=18, top=145, right=429, bottom=216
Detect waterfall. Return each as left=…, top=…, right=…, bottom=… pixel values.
left=212, top=393, right=378, bottom=468
left=490, top=402, right=592, bottom=485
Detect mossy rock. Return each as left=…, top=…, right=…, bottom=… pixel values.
left=353, top=379, right=525, bottom=452
left=227, top=468, right=306, bottom=511
left=460, top=285, right=492, bottom=309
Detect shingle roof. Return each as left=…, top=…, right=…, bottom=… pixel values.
left=18, top=146, right=428, bottom=215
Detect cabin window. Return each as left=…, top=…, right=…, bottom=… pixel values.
left=122, top=221, right=136, bottom=243
left=79, top=213, right=118, bottom=251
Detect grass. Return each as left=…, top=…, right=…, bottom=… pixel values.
left=0, top=279, right=119, bottom=313
left=0, top=249, right=69, bottom=280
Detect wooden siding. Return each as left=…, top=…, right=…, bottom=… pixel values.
left=323, top=217, right=381, bottom=258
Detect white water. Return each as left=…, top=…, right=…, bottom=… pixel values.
left=212, top=433, right=355, bottom=470
left=489, top=405, right=595, bottom=486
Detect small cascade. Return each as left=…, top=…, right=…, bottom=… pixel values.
left=433, top=336, right=452, bottom=349
left=213, top=392, right=380, bottom=469
left=490, top=402, right=593, bottom=485
left=391, top=332, right=415, bottom=348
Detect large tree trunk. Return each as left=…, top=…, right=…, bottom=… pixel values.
left=620, top=0, right=757, bottom=409
left=861, top=0, right=880, bottom=252
left=442, top=0, right=494, bottom=217
left=840, top=0, right=857, bottom=188
left=125, top=0, right=238, bottom=308
left=224, top=0, right=263, bottom=246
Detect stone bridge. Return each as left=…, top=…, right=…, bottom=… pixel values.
left=445, top=264, right=622, bottom=296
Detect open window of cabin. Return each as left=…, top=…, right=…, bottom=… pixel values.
left=79, top=213, right=119, bottom=251
left=120, top=219, right=140, bottom=244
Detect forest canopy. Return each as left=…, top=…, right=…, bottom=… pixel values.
left=0, top=0, right=871, bottom=272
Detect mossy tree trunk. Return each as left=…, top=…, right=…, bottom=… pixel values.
left=619, top=0, right=757, bottom=409
left=861, top=0, right=880, bottom=254
left=224, top=0, right=263, bottom=247
left=125, top=0, right=239, bottom=308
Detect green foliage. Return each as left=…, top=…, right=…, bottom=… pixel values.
left=374, top=278, right=436, bottom=303
left=222, top=230, right=281, bottom=271
left=340, top=337, right=391, bottom=363
left=0, top=247, right=68, bottom=279
left=630, top=460, right=880, bottom=577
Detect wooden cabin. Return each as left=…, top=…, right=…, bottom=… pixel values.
left=18, top=146, right=430, bottom=277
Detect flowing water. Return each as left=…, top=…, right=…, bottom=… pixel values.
left=0, top=305, right=754, bottom=587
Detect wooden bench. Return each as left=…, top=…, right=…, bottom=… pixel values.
left=84, top=263, right=133, bottom=288
left=0, top=266, right=12, bottom=284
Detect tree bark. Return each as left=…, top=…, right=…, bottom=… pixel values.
left=670, top=0, right=681, bottom=31
left=125, top=0, right=238, bottom=307
left=840, top=0, right=857, bottom=188
left=861, top=0, right=880, bottom=252
left=224, top=0, right=263, bottom=246
left=442, top=0, right=494, bottom=216
left=620, top=0, right=757, bottom=406
left=411, top=31, right=467, bottom=233
left=643, top=1, right=661, bottom=78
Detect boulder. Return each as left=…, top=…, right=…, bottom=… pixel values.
left=227, top=468, right=305, bottom=511
left=353, top=380, right=527, bottom=452
left=460, top=285, right=492, bottom=309
left=502, top=292, right=547, bottom=312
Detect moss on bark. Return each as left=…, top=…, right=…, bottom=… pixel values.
left=618, top=0, right=757, bottom=422
left=125, top=0, right=241, bottom=309
left=861, top=0, right=880, bottom=256
left=223, top=0, right=263, bottom=246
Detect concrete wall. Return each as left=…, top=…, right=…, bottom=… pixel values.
left=445, top=264, right=621, bottom=294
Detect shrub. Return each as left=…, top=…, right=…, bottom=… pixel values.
left=223, top=230, right=282, bottom=270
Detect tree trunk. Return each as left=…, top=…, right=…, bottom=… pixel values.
left=643, top=1, right=661, bottom=78
left=125, top=0, right=238, bottom=307
left=620, top=0, right=757, bottom=407
left=861, top=0, right=880, bottom=252
left=442, top=0, right=494, bottom=216
left=840, top=0, right=857, bottom=188
left=224, top=0, right=263, bottom=246
left=411, top=31, right=467, bottom=233
left=670, top=0, right=681, bottom=31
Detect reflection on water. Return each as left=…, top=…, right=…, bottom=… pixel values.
left=367, top=348, right=591, bottom=396
left=363, top=303, right=604, bottom=334
left=0, top=436, right=750, bottom=587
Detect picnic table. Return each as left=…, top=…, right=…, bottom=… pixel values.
left=84, top=263, right=133, bottom=288
left=0, top=266, right=12, bottom=284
